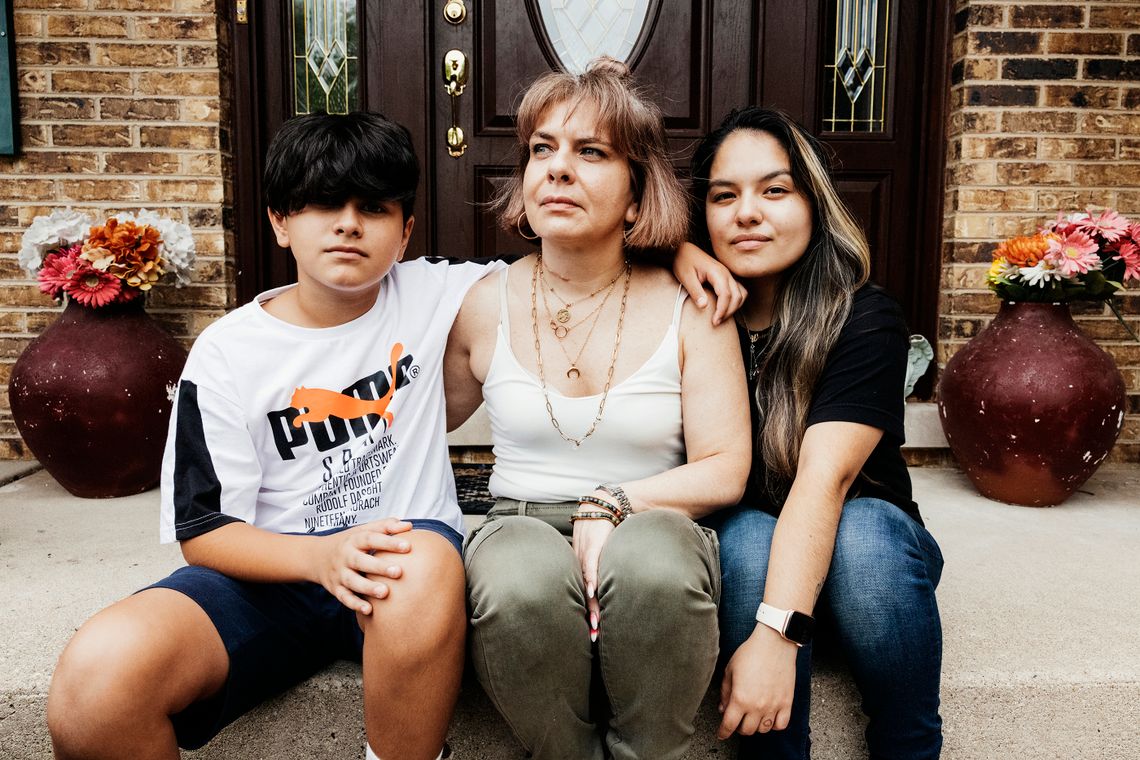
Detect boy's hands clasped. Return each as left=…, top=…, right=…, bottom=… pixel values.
left=312, top=517, right=414, bottom=615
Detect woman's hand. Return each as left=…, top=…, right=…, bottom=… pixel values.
left=673, top=241, right=747, bottom=325
left=572, top=513, right=616, bottom=642
left=717, top=625, right=799, bottom=738
left=309, top=518, right=414, bottom=615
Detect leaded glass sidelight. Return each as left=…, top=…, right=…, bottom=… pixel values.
left=535, top=0, right=652, bottom=74
left=292, top=0, right=360, bottom=115
left=823, top=0, right=890, bottom=132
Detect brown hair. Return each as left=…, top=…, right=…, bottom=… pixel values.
left=491, top=57, right=687, bottom=255
left=691, top=107, right=871, bottom=504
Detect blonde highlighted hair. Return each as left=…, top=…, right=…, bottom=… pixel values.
left=492, top=57, right=688, bottom=255
left=690, top=107, right=872, bottom=504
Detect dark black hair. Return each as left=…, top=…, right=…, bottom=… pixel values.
left=263, top=111, right=419, bottom=220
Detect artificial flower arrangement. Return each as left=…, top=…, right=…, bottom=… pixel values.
left=987, top=208, right=1138, bottom=303
left=18, top=208, right=196, bottom=308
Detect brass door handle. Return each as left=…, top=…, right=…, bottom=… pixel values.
left=443, top=50, right=468, bottom=158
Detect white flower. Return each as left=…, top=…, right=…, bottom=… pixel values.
left=18, top=209, right=93, bottom=275
left=1018, top=261, right=1065, bottom=288
left=995, top=259, right=1020, bottom=280
left=133, top=209, right=197, bottom=287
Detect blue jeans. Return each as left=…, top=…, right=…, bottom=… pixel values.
left=714, top=498, right=944, bottom=759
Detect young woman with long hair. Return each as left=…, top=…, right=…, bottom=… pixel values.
left=444, top=59, right=751, bottom=760
left=687, top=107, right=944, bottom=758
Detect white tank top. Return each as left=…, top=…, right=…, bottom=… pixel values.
left=484, top=268, right=686, bottom=502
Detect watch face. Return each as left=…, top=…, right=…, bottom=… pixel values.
left=785, top=611, right=815, bottom=644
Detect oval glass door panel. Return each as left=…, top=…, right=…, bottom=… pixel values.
left=535, top=0, right=653, bottom=74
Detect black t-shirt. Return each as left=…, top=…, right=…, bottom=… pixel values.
left=739, top=284, right=922, bottom=524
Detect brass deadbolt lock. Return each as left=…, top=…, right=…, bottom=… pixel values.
left=443, top=0, right=467, bottom=24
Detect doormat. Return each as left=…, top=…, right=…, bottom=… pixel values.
left=453, top=463, right=493, bottom=514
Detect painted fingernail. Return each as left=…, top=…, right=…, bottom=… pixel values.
left=590, top=629, right=598, bottom=642
left=590, top=611, right=598, bottom=629
left=586, top=582, right=595, bottom=599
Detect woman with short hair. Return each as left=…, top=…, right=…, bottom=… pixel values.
left=444, top=59, right=751, bottom=760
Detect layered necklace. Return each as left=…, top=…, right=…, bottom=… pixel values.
left=736, top=311, right=770, bottom=381
left=542, top=266, right=624, bottom=336
left=539, top=270, right=620, bottom=380
left=530, top=254, right=632, bottom=448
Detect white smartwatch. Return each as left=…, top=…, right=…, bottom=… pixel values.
left=755, top=602, right=815, bottom=647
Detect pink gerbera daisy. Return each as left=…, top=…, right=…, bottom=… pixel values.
left=63, top=259, right=123, bottom=307
left=1046, top=229, right=1102, bottom=276
left=1114, top=241, right=1140, bottom=282
left=1077, top=209, right=1130, bottom=243
left=37, top=245, right=82, bottom=299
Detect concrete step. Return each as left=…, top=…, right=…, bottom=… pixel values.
left=3, top=467, right=1139, bottom=759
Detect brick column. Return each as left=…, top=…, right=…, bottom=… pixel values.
left=943, top=1, right=1140, bottom=462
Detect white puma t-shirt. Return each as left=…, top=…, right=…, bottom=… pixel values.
left=159, top=258, right=501, bottom=543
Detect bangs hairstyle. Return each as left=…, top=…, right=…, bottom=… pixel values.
left=690, top=107, right=871, bottom=504
left=492, top=57, right=688, bottom=256
left=263, top=111, right=419, bottom=219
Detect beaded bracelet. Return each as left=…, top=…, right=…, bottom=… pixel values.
left=569, top=509, right=620, bottom=527
left=595, top=483, right=632, bottom=519
left=578, top=495, right=622, bottom=522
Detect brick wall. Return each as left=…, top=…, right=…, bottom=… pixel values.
left=0, top=0, right=232, bottom=459
left=943, top=0, right=1140, bottom=462
left=2, top=4, right=1138, bottom=463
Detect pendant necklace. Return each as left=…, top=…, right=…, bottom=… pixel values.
left=540, top=272, right=619, bottom=343
left=737, top=312, right=767, bottom=381
left=542, top=265, right=624, bottom=325
left=531, top=254, right=632, bottom=447
left=541, top=281, right=617, bottom=379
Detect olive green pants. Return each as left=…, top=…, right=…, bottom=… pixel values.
left=464, top=499, right=721, bottom=760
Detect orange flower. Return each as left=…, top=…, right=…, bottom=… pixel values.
left=995, top=233, right=1050, bottom=267
left=80, top=218, right=165, bottom=290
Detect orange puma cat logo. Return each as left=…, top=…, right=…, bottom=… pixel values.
left=290, top=343, right=404, bottom=429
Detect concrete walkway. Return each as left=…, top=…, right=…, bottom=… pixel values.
left=1, top=465, right=1138, bottom=759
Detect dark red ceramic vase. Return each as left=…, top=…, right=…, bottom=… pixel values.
left=9, top=298, right=188, bottom=498
left=938, top=301, right=1125, bottom=507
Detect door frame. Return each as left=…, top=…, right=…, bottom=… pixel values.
left=227, top=3, right=951, bottom=397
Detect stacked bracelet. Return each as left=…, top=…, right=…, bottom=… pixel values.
left=595, top=484, right=632, bottom=520
left=570, top=510, right=620, bottom=527
left=578, top=495, right=622, bottom=523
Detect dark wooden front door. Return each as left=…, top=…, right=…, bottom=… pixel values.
left=231, top=1, right=948, bottom=379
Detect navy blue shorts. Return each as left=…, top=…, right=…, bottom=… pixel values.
left=144, top=519, right=463, bottom=749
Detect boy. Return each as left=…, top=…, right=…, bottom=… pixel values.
left=46, top=112, right=498, bottom=760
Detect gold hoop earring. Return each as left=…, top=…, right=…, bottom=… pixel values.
left=517, top=213, right=539, bottom=241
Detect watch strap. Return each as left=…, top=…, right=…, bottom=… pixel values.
left=755, top=602, right=811, bottom=647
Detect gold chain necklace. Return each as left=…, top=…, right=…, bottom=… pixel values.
left=531, top=254, right=631, bottom=447
left=542, top=265, right=624, bottom=325
left=540, top=270, right=618, bottom=340
left=541, top=279, right=617, bottom=380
